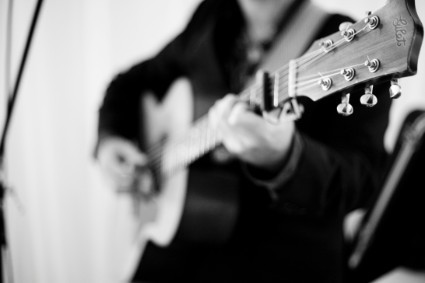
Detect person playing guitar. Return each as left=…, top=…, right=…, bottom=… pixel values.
left=95, top=0, right=422, bottom=282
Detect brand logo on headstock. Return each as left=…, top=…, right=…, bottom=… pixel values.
left=393, top=16, right=408, bottom=46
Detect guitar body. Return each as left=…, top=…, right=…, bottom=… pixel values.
left=121, top=78, right=240, bottom=282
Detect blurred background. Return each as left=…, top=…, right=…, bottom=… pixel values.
left=0, top=0, right=424, bottom=282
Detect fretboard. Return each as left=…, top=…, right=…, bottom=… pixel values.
left=148, top=86, right=262, bottom=177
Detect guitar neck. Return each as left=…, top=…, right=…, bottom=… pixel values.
left=151, top=87, right=258, bottom=176
left=161, top=116, right=221, bottom=174
left=150, top=0, right=423, bottom=176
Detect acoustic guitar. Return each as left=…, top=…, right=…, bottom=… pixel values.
left=110, top=0, right=423, bottom=281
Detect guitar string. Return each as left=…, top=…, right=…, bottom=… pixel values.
left=141, top=35, right=338, bottom=164
left=145, top=40, right=345, bottom=167
left=147, top=17, right=372, bottom=160
left=142, top=47, right=327, bottom=167
left=147, top=43, right=362, bottom=172
left=270, top=32, right=394, bottom=99
left=144, top=44, right=331, bottom=165
left=277, top=37, right=395, bottom=93
left=286, top=36, right=393, bottom=84
left=143, top=35, right=342, bottom=164
left=245, top=25, right=378, bottom=104
left=145, top=23, right=376, bottom=172
left=147, top=57, right=359, bottom=173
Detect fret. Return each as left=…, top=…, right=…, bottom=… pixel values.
left=157, top=116, right=221, bottom=178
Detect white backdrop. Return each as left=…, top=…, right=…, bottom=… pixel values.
left=0, top=0, right=424, bottom=282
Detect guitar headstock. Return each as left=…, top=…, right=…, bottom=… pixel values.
left=296, top=0, right=423, bottom=103
left=243, top=0, right=423, bottom=118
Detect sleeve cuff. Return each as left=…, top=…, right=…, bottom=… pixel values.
left=242, top=131, right=304, bottom=200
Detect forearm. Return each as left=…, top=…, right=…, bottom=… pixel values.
left=245, top=130, right=388, bottom=217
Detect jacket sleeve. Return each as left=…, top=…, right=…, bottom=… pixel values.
left=247, top=81, right=392, bottom=217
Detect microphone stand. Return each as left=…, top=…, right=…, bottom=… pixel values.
left=0, top=0, right=44, bottom=281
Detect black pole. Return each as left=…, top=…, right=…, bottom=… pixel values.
left=0, top=0, right=44, bottom=282
left=0, top=0, right=45, bottom=157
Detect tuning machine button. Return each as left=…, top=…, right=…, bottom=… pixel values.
left=318, top=77, right=332, bottom=91
left=364, top=58, right=380, bottom=73
left=320, top=39, right=334, bottom=53
left=364, top=11, right=380, bottom=30
left=389, top=79, right=402, bottom=99
left=337, top=93, right=354, bottom=116
left=341, top=27, right=356, bottom=42
left=340, top=68, right=355, bottom=81
left=360, top=85, right=378, bottom=107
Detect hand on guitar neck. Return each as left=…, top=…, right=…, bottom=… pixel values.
left=97, top=136, right=154, bottom=197
left=209, top=93, right=296, bottom=174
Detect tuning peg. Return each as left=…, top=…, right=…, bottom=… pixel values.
left=340, top=67, right=355, bottom=81
left=337, top=93, right=354, bottom=116
left=364, top=58, right=380, bottom=73
left=318, top=77, right=332, bottom=91
left=364, top=11, right=380, bottom=30
left=319, top=39, right=334, bottom=52
left=389, top=79, right=402, bottom=99
left=360, top=85, right=378, bottom=107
